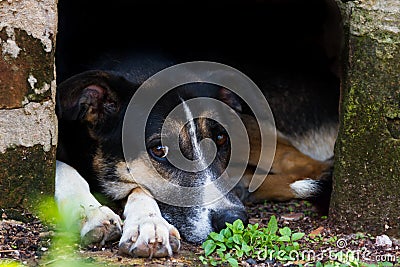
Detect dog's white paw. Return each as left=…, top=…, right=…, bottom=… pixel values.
left=80, top=205, right=122, bottom=246
left=118, top=214, right=180, bottom=258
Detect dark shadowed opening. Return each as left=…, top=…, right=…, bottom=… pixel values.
left=56, top=0, right=343, bottom=85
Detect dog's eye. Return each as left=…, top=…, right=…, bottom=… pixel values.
left=149, top=145, right=169, bottom=159
left=216, top=133, right=228, bottom=146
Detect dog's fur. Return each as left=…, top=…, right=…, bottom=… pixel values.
left=55, top=53, right=338, bottom=257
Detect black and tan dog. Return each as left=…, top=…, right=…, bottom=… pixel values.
left=55, top=53, right=338, bottom=258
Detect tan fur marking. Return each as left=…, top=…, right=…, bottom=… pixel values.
left=240, top=114, right=332, bottom=202
left=92, top=149, right=105, bottom=176
left=198, top=116, right=211, bottom=139
left=271, top=140, right=331, bottom=178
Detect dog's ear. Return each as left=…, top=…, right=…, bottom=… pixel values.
left=219, top=88, right=242, bottom=113
left=56, top=70, right=133, bottom=126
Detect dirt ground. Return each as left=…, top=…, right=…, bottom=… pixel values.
left=1, top=200, right=399, bottom=266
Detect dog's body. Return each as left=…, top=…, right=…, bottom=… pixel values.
left=55, top=52, right=338, bottom=257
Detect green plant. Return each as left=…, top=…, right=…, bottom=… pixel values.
left=299, top=261, right=395, bottom=267
left=199, top=216, right=305, bottom=266
left=0, top=260, right=22, bottom=267
left=363, top=262, right=394, bottom=267
left=37, top=198, right=104, bottom=266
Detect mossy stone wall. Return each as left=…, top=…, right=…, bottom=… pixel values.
left=331, top=0, right=400, bottom=237
left=0, top=0, right=57, bottom=214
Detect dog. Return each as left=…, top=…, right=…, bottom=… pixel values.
left=55, top=52, right=338, bottom=258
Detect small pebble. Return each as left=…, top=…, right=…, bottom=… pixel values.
left=281, top=213, right=304, bottom=221
left=375, top=234, right=392, bottom=248
left=246, top=258, right=257, bottom=265
left=265, top=258, right=276, bottom=264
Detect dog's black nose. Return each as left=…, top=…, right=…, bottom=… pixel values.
left=211, top=210, right=249, bottom=232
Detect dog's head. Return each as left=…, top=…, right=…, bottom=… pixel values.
left=56, top=68, right=249, bottom=243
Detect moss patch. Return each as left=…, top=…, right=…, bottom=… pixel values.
left=0, top=28, right=54, bottom=109
left=0, top=145, right=56, bottom=215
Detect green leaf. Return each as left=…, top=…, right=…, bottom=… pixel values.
left=209, top=232, right=224, bottom=242
left=202, top=239, right=213, bottom=249
left=198, top=256, right=206, bottom=264
left=220, top=228, right=226, bottom=237
left=218, top=243, right=227, bottom=251
left=267, top=215, right=278, bottom=235
left=241, top=242, right=252, bottom=253
left=223, top=228, right=232, bottom=238
left=227, top=257, right=239, bottom=267
left=232, top=234, right=242, bottom=244
left=291, top=232, right=305, bottom=241
left=232, top=219, right=244, bottom=233
left=277, top=236, right=291, bottom=242
left=203, top=240, right=217, bottom=256
left=279, top=227, right=292, bottom=237
left=285, top=245, right=294, bottom=252
left=216, top=248, right=225, bottom=258
left=209, top=258, right=219, bottom=266
left=226, top=237, right=234, bottom=248
left=315, top=262, right=323, bottom=267
left=248, top=223, right=259, bottom=232
left=235, top=249, right=244, bottom=258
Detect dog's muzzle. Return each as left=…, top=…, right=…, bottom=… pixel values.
left=211, top=209, right=249, bottom=232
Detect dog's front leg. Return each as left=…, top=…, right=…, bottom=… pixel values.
left=55, top=161, right=122, bottom=246
left=119, top=187, right=180, bottom=258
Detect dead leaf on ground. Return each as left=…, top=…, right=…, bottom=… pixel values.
left=309, top=226, right=324, bottom=239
